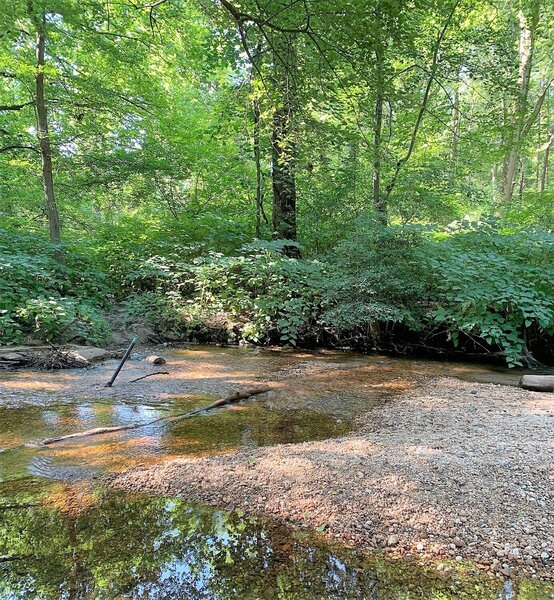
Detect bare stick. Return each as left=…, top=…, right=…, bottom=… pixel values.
left=106, top=337, right=138, bottom=387
left=128, top=371, right=169, bottom=383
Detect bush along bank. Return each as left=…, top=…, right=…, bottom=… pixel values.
left=1, top=221, right=553, bottom=368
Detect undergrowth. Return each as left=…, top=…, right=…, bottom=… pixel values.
left=1, top=220, right=553, bottom=366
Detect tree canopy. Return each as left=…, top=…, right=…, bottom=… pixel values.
left=1, top=0, right=553, bottom=365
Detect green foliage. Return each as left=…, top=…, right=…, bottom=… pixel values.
left=120, top=291, right=187, bottom=338
left=0, top=228, right=110, bottom=345
left=118, top=241, right=324, bottom=345
left=2, top=221, right=553, bottom=366
left=322, top=223, right=430, bottom=333
left=428, top=221, right=554, bottom=366
left=0, top=0, right=553, bottom=366
left=187, top=241, right=323, bottom=345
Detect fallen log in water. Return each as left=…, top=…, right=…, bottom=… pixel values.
left=41, top=386, right=272, bottom=445
left=520, top=375, right=554, bottom=392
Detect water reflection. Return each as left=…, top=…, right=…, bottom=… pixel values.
left=1, top=481, right=537, bottom=600
left=0, top=482, right=374, bottom=599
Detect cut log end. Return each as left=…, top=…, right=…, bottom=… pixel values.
left=146, top=355, right=167, bottom=365
left=520, top=375, right=554, bottom=393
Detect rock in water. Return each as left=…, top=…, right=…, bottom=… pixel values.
left=67, top=346, right=114, bottom=364
left=0, top=352, right=27, bottom=363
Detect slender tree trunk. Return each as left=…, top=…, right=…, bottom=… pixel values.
left=250, top=45, right=267, bottom=238
left=540, top=126, right=553, bottom=193
left=518, top=160, right=525, bottom=200
left=253, top=96, right=267, bottom=237
left=449, top=85, right=460, bottom=182
left=502, top=2, right=540, bottom=201
left=383, top=0, right=460, bottom=203
left=373, top=49, right=386, bottom=224
left=536, top=108, right=542, bottom=188
left=348, top=140, right=358, bottom=203
left=492, top=164, right=499, bottom=200
left=34, top=11, right=64, bottom=263
left=271, top=39, right=298, bottom=255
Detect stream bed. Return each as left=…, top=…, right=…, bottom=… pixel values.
left=0, top=346, right=552, bottom=599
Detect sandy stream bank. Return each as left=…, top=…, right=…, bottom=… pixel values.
left=110, top=376, right=553, bottom=582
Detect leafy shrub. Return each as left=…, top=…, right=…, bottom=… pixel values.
left=186, top=240, right=324, bottom=345
left=115, top=240, right=324, bottom=345
left=3, top=218, right=552, bottom=367
left=119, top=291, right=188, bottom=337
left=0, top=229, right=111, bottom=345
left=428, top=221, right=554, bottom=366
left=320, top=223, right=430, bottom=344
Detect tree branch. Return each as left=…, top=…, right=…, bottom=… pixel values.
left=0, top=101, right=33, bottom=112
left=0, top=144, right=39, bottom=154
left=521, top=77, right=553, bottom=139
left=383, top=0, right=461, bottom=200
left=219, top=0, right=310, bottom=33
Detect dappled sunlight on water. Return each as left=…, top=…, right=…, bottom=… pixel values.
left=0, top=345, right=529, bottom=487
left=0, top=400, right=353, bottom=481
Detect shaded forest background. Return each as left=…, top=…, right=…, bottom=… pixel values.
left=0, top=0, right=553, bottom=366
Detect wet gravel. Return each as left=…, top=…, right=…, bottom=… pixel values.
left=110, top=376, right=554, bottom=581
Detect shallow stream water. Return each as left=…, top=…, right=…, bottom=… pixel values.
left=0, top=346, right=552, bottom=599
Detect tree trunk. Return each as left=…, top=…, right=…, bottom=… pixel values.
left=502, top=2, right=540, bottom=201
left=271, top=38, right=298, bottom=256
left=272, top=105, right=297, bottom=250
left=34, top=12, right=64, bottom=263
left=372, top=49, right=386, bottom=224
left=449, top=85, right=460, bottom=182
left=518, top=159, right=525, bottom=200
left=347, top=139, right=359, bottom=205
left=492, top=164, right=499, bottom=200
left=539, top=126, right=553, bottom=192
left=536, top=108, right=542, bottom=188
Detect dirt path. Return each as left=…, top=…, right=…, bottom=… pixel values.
left=110, top=376, right=554, bottom=581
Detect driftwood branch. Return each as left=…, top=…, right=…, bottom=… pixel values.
left=42, top=386, right=272, bottom=445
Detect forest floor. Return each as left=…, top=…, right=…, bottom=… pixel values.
left=110, top=375, right=554, bottom=581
